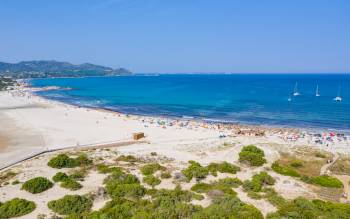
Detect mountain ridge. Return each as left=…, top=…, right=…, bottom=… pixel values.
left=0, top=60, right=132, bottom=78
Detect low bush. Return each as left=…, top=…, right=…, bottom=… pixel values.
left=48, top=154, right=78, bottom=168
left=243, top=172, right=275, bottom=193
left=290, top=160, right=303, bottom=168
left=207, top=161, right=240, bottom=176
left=191, top=183, right=213, bottom=193
left=272, top=162, right=301, bottom=177
left=96, top=164, right=123, bottom=174
left=143, top=175, right=161, bottom=187
left=69, top=169, right=87, bottom=181
left=311, top=175, right=343, bottom=188
left=116, top=155, right=137, bottom=162
left=75, top=154, right=93, bottom=166
left=239, top=145, right=266, bottom=166
left=192, top=195, right=263, bottom=219
left=191, top=178, right=239, bottom=196
left=0, top=198, right=36, bottom=218
left=267, top=197, right=350, bottom=219
left=105, top=171, right=146, bottom=199
left=52, top=172, right=69, bottom=182
left=48, top=195, right=92, bottom=215
left=107, top=183, right=146, bottom=199
left=60, top=178, right=82, bottom=191
left=216, top=177, right=242, bottom=188
left=21, top=177, right=53, bottom=194
left=182, top=160, right=209, bottom=181
left=48, top=154, right=92, bottom=169
left=140, top=163, right=166, bottom=175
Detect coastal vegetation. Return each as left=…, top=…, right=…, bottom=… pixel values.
left=239, top=145, right=267, bottom=166
left=272, top=162, right=343, bottom=188
left=0, top=198, right=36, bottom=218
left=47, top=195, right=92, bottom=215
left=47, top=153, right=92, bottom=169
left=140, top=162, right=166, bottom=175
left=182, top=160, right=210, bottom=181
left=21, top=177, right=53, bottom=194
left=267, top=197, right=350, bottom=219
left=207, top=161, right=240, bottom=176
left=143, top=175, right=161, bottom=187
left=0, top=77, right=15, bottom=90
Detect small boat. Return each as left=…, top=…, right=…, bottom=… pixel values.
left=288, top=96, right=292, bottom=102
left=315, top=85, right=320, bottom=97
left=334, top=86, right=342, bottom=102
left=293, top=82, right=300, bottom=96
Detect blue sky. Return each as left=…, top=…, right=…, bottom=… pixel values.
left=0, top=0, right=349, bottom=73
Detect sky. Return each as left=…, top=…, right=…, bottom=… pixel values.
left=0, top=0, right=349, bottom=73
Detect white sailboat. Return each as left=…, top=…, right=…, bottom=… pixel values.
left=293, top=82, right=300, bottom=96
left=315, top=85, right=320, bottom=97
left=334, top=86, right=342, bottom=102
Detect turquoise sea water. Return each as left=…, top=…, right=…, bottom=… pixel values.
left=30, top=74, right=350, bottom=132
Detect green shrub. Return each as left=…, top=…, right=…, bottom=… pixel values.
left=105, top=171, right=146, bottom=199
left=140, top=163, right=166, bottom=175
left=207, top=162, right=240, bottom=176
left=192, top=195, right=263, bottom=219
left=290, top=160, right=303, bottom=168
left=182, top=161, right=209, bottom=181
left=191, top=180, right=238, bottom=196
left=75, top=154, right=92, bottom=166
left=191, top=183, right=213, bottom=193
left=60, top=178, right=82, bottom=191
left=216, top=177, right=242, bottom=188
left=48, top=195, right=92, bottom=215
left=52, top=172, right=69, bottom=182
left=143, top=175, right=161, bottom=187
left=96, top=164, right=123, bottom=174
left=243, top=172, right=275, bottom=193
left=69, top=169, right=87, bottom=181
left=48, top=154, right=92, bottom=169
left=267, top=197, right=350, bottom=219
left=239, top=145, right=266, bottom=166
left=107, top=183, right=146, bottom=199
left=311, top=175, right=343, bottom=188
left=116, top=155, right=137, bottom=162
left=0, top=198, right=36, bottom=218
left=160, top=171, right=172, bottom=179
left=272, top=162, right=301, bottom=177
left=21, top=177, right=53, bottom=194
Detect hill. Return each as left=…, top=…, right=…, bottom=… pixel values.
left=0, top=60, right=132, bottom=78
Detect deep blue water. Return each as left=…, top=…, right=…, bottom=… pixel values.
left=30, top=74, right=350, bottom=132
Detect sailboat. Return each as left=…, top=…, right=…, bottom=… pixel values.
left=293, top=82, right=300, bottom=96
left=334, top=86, right=342, bottom=102
left=315, top=85, right=320, bottom=97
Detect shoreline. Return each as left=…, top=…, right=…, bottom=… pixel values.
left=27, top=80, right=350, bottom=135
left=30, top=84, right=349, bottom=137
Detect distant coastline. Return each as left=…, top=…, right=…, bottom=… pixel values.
left=0, top=60, right=132, bottom=79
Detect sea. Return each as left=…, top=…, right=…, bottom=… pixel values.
left=30, top=74, right=350, bottom=133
